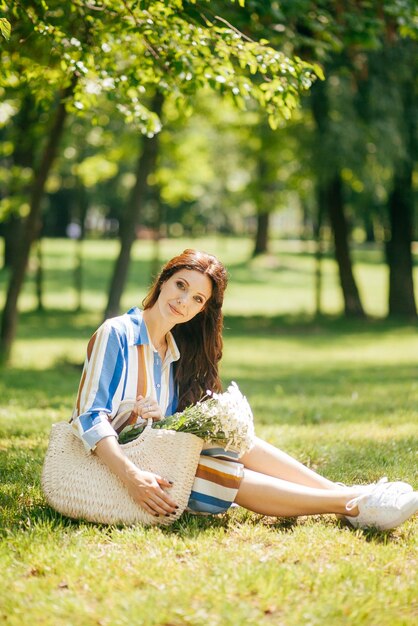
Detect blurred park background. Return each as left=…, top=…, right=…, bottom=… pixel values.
left=0, top=1, right=417, bottom=366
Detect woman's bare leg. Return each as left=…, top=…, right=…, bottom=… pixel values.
left=235, top=469, right=359, bottom=517
left=240, top=437, right=338, bottom=490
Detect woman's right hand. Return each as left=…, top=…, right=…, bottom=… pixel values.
left=134, top=395, right=164, bottom=422
left=123, top=465, right=178, bottom=518
left=95, top=436, right=178, bottom=517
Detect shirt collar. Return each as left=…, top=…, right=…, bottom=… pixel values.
left=126, top=306, right=180, bottom=363
left=166, top=331, right=180, bottom=363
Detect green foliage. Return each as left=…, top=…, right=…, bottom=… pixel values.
left=256, top=0, right=418, bottom=237
left=0, top=0, right=322, bottom=227
left=254, top=0, right=418, bottom=56
left=1, top=0, right=319, bottom=132
left=0, top=16, right=10, bottom=40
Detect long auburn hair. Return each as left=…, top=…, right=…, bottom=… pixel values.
left=142, top=249, right=228, bottom=410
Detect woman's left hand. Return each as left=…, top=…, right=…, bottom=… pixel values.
left=134, top=395, right=163, bottom=422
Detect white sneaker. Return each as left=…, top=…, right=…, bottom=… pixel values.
left=345, top=482, right=418, bottom=530
left=346, top=476, right=413, bottom=494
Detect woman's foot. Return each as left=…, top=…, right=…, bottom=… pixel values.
left=339, top=476, right=412, bottom=494
left=345, top=481, right=418, bottom=530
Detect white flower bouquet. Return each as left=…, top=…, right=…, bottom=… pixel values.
left=119, top=382, right=255, bottom=456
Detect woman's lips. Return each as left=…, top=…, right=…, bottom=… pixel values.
left=169, top=303, right=183, bottom=316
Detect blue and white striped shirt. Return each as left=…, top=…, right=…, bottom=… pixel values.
left=71, top=307, right=180, bottom=451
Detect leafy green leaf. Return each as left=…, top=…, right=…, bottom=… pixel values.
left=0, top=17, right=11, bottom=40
left=312, top=63, right=325, bottom=81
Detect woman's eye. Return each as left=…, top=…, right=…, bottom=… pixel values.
left=195, top=296, right=203, bottom=304
left=176, top=281, right=185, bottom=290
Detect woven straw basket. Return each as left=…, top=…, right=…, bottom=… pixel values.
left=41, top=419, right=203, bottom=526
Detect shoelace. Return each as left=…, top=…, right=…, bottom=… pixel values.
left=346, top=477, right=399, bottom=512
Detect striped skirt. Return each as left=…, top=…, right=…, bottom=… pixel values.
left=187, top=444, right=244, bottom=515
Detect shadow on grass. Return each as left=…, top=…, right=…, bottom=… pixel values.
left=225, top=361, right=418, bottom=428
left=226, top=258, right=320, bottom=285
left=224, top=313, right=418, bottom=338
left=0, top=257, right=155, bottom=299
left=15, top=309, right=101, bottom=341
left=12, top=308, right=418, bottom=344
left=1, top=429, right=416, bottom=541
left=1, top=498, right=311, bottom=540
left=1, top=495, right=250, bottom=538
left=0, top=502, right=107, bottom=536
left=2, top=499, right=406, bottom=544
left=1, top=359, right=417, bottom=429
left=0, top=364, right=80, bottom=421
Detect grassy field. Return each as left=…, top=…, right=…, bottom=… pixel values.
left=2, top=236, right=418, bottom=318
left=0, top=238, right=417, bottom=625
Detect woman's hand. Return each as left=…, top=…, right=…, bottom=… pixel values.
left=134, top=395, right=163, bottom=422
left=123, top=466, right=178, bottom=518
left=95, top=436, right=178, bottom=517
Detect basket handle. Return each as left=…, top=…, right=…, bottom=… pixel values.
left=143, top=418, right=153, bottom=431
left=116, top=399, right=157, bottom=423
left=115, top=398, right=137, bottom=421
left=115, top=401, right=154, bottom=438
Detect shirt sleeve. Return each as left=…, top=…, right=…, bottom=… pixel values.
left=71, top=320, right=127, bottom=452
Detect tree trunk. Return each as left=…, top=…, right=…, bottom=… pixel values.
left=325, top=174, right=366, bottom=317
left=314, top=186, right=325, bottom=316
left=74, top=239, right=84, bottom=312
left=2, top=92, right=36, bottom=268
left=74, top=183, right=89, bottom=312
left=2, top=216, right=23, bottom=269
left=252, top=126, right=272, bottom=257
left=387, top=165, right=416, bottom=317
left=363, top=209, right=375, bottom=243
left=311, top=79, right=365, bottom=318
left=104, top=92, right=164, bottom=320
left=386, top=39, right=417, bottom=318
left=150, top=186, right=163, bottom=279
left=0, top=77, right=76, bottom=364
left=35, top=238, right=44, bottom=312
left=253, top=211, right=270, bottom=257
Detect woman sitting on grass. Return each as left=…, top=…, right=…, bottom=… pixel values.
left=71, top=249, right=418, bottom=530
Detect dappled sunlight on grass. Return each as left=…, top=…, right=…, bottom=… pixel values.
left=259, top=422, right=417, bottom=484
left=1, top=239, right=417, bottom=625
left=2, top=237, right=417, bottom=318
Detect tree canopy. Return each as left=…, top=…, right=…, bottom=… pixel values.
left=0, top=0, right=325, bottom=362
left=1, top=0, right=322, bottom=133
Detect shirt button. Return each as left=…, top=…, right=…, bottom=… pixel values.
left=157, top=384, right=161, bottom=388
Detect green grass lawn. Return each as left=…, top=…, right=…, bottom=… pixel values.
left=0, top=238, right=417, bottom=625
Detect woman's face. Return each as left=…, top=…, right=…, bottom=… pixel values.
left=158, top=269, right=213, bottom=324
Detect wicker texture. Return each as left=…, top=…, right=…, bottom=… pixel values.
left=41, top=420, right=203, bottom=526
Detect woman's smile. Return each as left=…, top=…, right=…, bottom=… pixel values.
left=168, top=302, right=183, bottom=317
